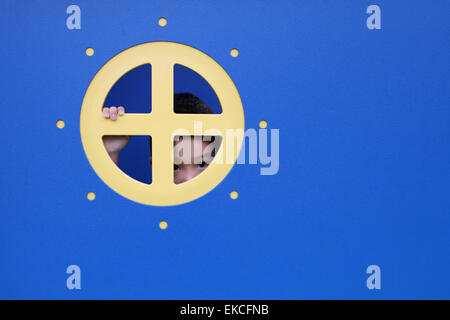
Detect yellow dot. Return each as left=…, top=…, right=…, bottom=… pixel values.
left=85, top=47, right=94, bottom=56
left=230, top=191, right=239, bottom=199
left=158, top=17, right=167, bottom=27
left=56, top=120, right=65, bottom=129
left=230, top=48, right=239, bottom=58
left=87, top=192, right=96, bottom=200
left=259, top=120, right=268, bottom=129
left=159, top=221, right=168, bottom=230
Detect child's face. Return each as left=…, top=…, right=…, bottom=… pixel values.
left=173, top=137, right=212, bottom=184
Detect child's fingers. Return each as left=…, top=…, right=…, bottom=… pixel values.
left=102, top=106, right=123, bottom=120
left=102, top=107, right=110, bottom=118
left=110, top=106, right=118, bottom=120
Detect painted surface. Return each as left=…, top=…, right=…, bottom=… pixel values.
left=0, top=0, right=449, bottom=299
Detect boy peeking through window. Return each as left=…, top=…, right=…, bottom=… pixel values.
left=102, top=93, right=218, bottom=184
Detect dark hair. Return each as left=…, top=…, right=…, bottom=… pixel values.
left=149, top=93, right=215, bottom=155
left=174, top=93, right=214, bottom=114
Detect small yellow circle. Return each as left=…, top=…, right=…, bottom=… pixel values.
left=158, top=18, right=167, bottom=27
left=56, top=120, right=65, bottom=129
left=159, top=221, right=168, bottom=230
left=230, top=48, right=239, bottom=58
left=259, top=120, right=268, bottom=129
left=85, top=47, right=94, bottom=56
left=87, top=192, right=96, bottom=200
left=230, top=191, right=239, bottom=199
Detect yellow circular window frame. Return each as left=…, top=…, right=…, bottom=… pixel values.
left=80, top=42, right=245, bottom=206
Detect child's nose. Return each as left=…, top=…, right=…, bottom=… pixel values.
left=179, top=167, right=200, bottom=184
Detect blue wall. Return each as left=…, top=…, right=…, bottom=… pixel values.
left=0, top=0, right=449, bottom=299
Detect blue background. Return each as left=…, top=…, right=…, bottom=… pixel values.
left=0, top=0, right=449, bottom=299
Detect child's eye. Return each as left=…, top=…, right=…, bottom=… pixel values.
left=174, top=164, right=180, bottom=171
left=198, top=161, right=208, bottom=168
